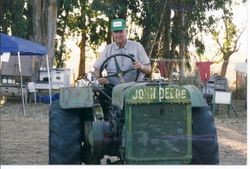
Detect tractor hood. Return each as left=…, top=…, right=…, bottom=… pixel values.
left=112, top=81, right=206, bottom=110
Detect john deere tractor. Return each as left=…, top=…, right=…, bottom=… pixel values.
left=49, top=54, right=219, bottom=164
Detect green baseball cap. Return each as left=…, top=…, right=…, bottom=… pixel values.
left=111, top=19, right=126, bottom=31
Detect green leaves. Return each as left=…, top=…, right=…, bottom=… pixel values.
left=1, top=0, right=246, bottom=75
left=1, top=0, right=29, bottom=38
left=194, top=38, right=205, bottom=56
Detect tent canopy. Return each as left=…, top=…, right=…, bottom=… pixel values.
left=0, top=33, right=51, bottom=114
left=0, top=33, right=47, bottom=55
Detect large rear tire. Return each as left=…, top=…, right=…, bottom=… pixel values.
left=191, top=106, right=219, bottom=164
left=49, top=101, right=83, bottom=164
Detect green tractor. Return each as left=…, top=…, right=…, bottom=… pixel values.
left=49, top=54, right=219, bottom=164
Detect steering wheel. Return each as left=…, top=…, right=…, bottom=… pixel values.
left=99, top=53, right=140, bottom=83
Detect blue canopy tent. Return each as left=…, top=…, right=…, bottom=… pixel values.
left=0, top=33, right=52, bottom=115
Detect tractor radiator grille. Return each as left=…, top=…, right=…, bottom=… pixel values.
left=126, top=103, right=191, bottom=163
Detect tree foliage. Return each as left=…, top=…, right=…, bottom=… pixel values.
left=208, top=5, right=245, bottom=77
left=54, top=0, right=78, bottom=68
left=1, top=0, right=246, bottom=79
left=1, top=0, right=31, bottom=38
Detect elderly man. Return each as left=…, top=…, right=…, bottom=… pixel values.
left=93, top=18, right=151, bottom=120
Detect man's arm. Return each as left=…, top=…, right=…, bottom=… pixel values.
left=140, top=64, right=152, bottom=75
left=93, top=68, right=100, bottom=78
left=93, top=68, right=109, bottom=84
left=133, top=60, right=152, bottom=75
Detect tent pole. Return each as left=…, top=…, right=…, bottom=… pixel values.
left=18, top=52, right=26, bottom=115
left=46, top=54, right=52, bottom=104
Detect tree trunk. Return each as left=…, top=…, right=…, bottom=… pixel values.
left=47, top=0, right=57, bottom=68
left=77, top=0, right=87, bottom=79
left=178, top=2, right=186, bottom=80
left=141, top=26, right=152, bottom=55
left=32, top=0, right=46, bottom=80
left=163, top=2, right=171, bottom=59
left=167, top=0, right=182, bottom=80
left=78, top=31, right=87, bottom=78
left=33, top=0, right=47, bottom=45
left=220, top=60, right=229, bottom=77
left=220, top=52, right=232, bottom=77
left=33, top=0, right=57, bottom=68
left=57, top=9, right=69, bottom=68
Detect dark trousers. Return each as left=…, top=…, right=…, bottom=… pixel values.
left=99, top=84, right=114, bottom=120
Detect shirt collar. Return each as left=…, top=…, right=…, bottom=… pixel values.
left=114, top=40, right=128, bottom=50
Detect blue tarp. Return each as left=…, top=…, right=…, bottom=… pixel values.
left=0, top=33, right=47, bottom=55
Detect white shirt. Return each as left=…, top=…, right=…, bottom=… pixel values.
left=94, top=40, right=150, bottom=85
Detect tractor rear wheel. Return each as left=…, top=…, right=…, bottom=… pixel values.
left=191, top=106, right=219, bottom=164
left=49, top=101, right=83, bottom=164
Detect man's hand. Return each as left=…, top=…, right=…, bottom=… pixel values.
left=133, top=60, right=152, bottom=75
left=133, top=60, right=144, bottom=70
left=93, top=68, right=109, bottom=85
left=98, top=77, right=109, bottom=85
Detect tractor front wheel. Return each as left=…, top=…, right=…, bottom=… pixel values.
left=191, top=106, right=219, bottom=164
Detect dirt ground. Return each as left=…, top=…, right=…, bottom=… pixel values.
left=0, top=100, right=247, bottom=165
